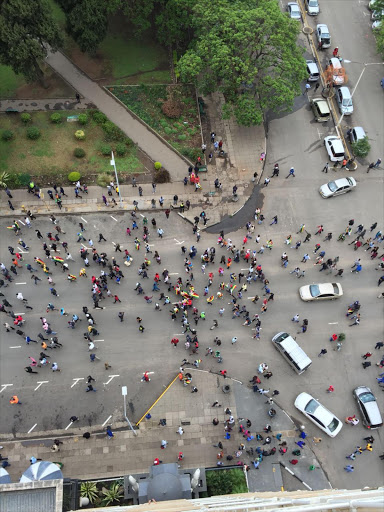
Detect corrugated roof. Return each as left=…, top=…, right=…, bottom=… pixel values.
left=0, top=487, right=56, bottom=512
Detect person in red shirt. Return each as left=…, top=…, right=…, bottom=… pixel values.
left=171, top=338, right=179, bottom=347
left=153, top=458, right=162, bottom=465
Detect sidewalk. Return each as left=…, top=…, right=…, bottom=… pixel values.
left=0, top=98, right=95, bottom=113
left=45, top=50, right=188, bottom=181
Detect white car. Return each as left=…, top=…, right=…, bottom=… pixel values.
left=319, top=177, right=356, bottom=198
left=287, top=2, right=301, bottom=19
left=305, top=0, right=320, bottom=15
left=324, top=136, right=345, bottom=162
left=299, top=282, right=343, bottom=301
left=306, top=60, right=320, bottom=81
left=295, top=392, right=343, bottom=437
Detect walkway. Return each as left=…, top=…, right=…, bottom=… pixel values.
left=0, top=98, right=95, bottom=112
left=45, top=50, right=188, bottom=181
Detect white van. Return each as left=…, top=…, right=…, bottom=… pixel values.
left=271, top=332, right=312, bottom=374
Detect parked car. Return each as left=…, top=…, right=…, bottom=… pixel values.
left=328, top=58, right=345, bottom=85
left=324, top=135, right=345, bottom=162
left=336, top=87, right=353, bottom=115
left=311, top=98, right=330, bottom=122
left=353, top=386, right=383, bottom=429
left=306, top=60, right=320, bottom=81
left=319, top=177, right=356, bottom=198
left=287, top=2, right=301, bottom=19
left=299, top=282, right=343, bottom=301
left=305, top=0, right=320, bottom=15
left=316, top=24, right=331, bottom=48
left=294, top=392, right=343, bottom=437
left=348, top=126, right=366, bottom=143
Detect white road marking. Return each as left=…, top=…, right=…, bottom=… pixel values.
left=102, top=415, right=112, bottom=427
left=93, top=339, right=105, bottom=342
left=140, top=214, right=145, bottom=218
left=34, top=381, right=49, bottom=391
left=17, top=219, right=25, bottom=226
left=71, top=377, right=84, bottom=388
left=14, top=312, right=24, bottom=316
left=169, top=273, right=179, bottom=275
left=103, top=375, right=120, bottom=386
left=65, top=421, right=74, bottom=431
left=17, top=247, right=29, bottom=254
left=9, top=346, right=22, bottom=349
left=80, top=217, right=88, bottom=223
left=328, top=322, right=339, bottom=325
left=174, top=239, right=185, bottom=244
left=15, top=282, right=27, bottom=285
left=28, top=423, right=37, bottom=433
left=81, top=243, right=87, bottom=249
left=111, top=216, right=118, bottom=222
left=0, top=384, right=13, bottom=393
left=94, top=225, right=97, bottom=229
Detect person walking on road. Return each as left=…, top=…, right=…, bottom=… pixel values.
left=286, top=167, right=295, bottom=178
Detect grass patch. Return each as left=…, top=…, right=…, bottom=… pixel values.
left=0, top=110, right=145, bottom=186
left=0, top=65, right=26, bottom=98
left=109, top=84, right=201, bottom=160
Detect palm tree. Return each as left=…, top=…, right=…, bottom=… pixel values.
left=0, top=171, right=10, bottom=188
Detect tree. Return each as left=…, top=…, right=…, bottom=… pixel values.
left=177, top=0, right=307, bottom=126
left=351, top=136, right=371, bottom=158
left=155, top=0, right=195, bottom=48
left=373, top=17, right=384, bottom=58
left=0, top=0, right=63, bottom=82
left=63, top=0, right=109, bottom=54
left=206, top=469, right=248, bottom=496
left=121, top=0, right=157, bottom=36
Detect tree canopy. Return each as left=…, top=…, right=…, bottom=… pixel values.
left=0, top=0, right=63, bottom=82
left=177, top=0, right=307, bottom=126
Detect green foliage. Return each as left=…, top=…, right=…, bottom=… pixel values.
left=154, top=161, right=162, bottom=170
left=80, top=481, right=98, bottom=504
left=115, top=142, right=127, bottom=156
left=78, top=113, right=88, bottom=125
left=0, top=0, right=63, bottom=82
left=154, top=169, right=170, bottom=183
left=63, top=0, right=109, bottom=54
left=20, top=113, right=32, bottom=124
left=50, top=112, right=62, bottom=124
left=75, top=130, right=85, bottom=140
left=92, top=111, right=107, bottom=124
left=73, top=147, right=86, bottom=158
left=373, top=18, right=384, bottom=57
left=101, top=482, right=123, bottom=506
left=68, top=171, right=81, bottom=182
left=99, top=143, right=112, bottom=156
left=102, top=121, right=125, bottom=141
left=97, top=172, right=111, bottom=187
left=155, top=0, right=195, bottom=47
left=26, top=126, right=41, bottom=140
left=351, top=136, right=371, bottom=158
left=338, top=333, right=346, bottom=341
left=0, top=171, right=10, bottom=187
left=122, top=0, right=155, bottom=36
left=2, top=129, right=14, bottom=141
left=176, top=0, right=307, bottom=126
left=205, top=469, right=248, bottom=496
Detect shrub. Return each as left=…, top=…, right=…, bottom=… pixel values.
left=115, top=142, right=127, bottom=156
left=338, top=333, right=346, bottom=341
left=0, top=171, right=11, bottom=187
left=101, top=482, right=123, bottom=506
left=50, top=113, right=62, bottom=124
left=178, top=134, right=187, bottom=141
left=74, top=147, right=86, bottom=158
left=97, top=173, right=111, bottom=187
left=78, top=113, right=88, bottom=125
left=26, top=127, right=41, bottom=140
left=1, top=130, right=14, bottom=141
left=102, top=121, right=125, bottom=141
left=80, top=481, right=98, bottom=504
left=351, top=136, right=371, bottom=158
left=154, top=169, right=170, bottom=183
left=154, top=161, right=162, bottom=170
left=68, top=171, right=81, bottom=182
left=93, top=111, right=107, bottom=124
left=20, top=113, right=32, bottom=124
left=99, top=143, right=112, bottom=156
left=75, top=130, right=85, bottom=140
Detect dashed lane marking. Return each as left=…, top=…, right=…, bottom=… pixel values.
left=17, top=219, right=25, bottom=226
left=65, top=421, right=74, bottom=431
left=328, top=322, right=339, bottom=325
left=0, top=384, right=13, bottom=393
left=27, top=423, right=37, bottom=434
left=71, top=377, right=84, bottom=388
left=15, top=282, right=27, bottom=285
left=110, top=216, right=118, bottom=222
left=9, top=346, right=22, bottom=349
left=93, top=339, right=105, bottom=342
left=80, top=217, right=88, bottom=223
left=102, top=415, right=112, bottom=427
left=34, top=381, right=49, bottom=391
left=103, top=375, right=120, bottom=386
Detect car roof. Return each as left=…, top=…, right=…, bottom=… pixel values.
left=295, top=393, right=335, bottom=425
left=307, top=62, right=319, bottom=73
left=317, top=24, right=329, bottom=31
left=313, top=98, right=330, bottom=113
left=339, top=86, right=351, bottom=98
left=327, top=138, right=344, bottom=151
left=317, top=283, right=336, bottom=293
left=329, top=58, right=342, bottom=69
left=288, top=2, right=299, bottom=6
left=354, top=385, right=372, bottom=396
left=334, top=178, right=351, bottom=187
left=352, top=127, right=366, bottom=138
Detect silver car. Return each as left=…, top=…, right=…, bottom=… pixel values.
left=287, top=2, right=301, bottom=19
left=353, top=386, right=383, bottom=429
left=305, top=0, right=320, bottom=15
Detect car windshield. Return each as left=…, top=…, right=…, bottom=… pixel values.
left=359, top=392, right=375, bottom=403
left=327, top=181, right=337, bottom=192
left=327, top=417, right=340, bottom=432
left=342, top=98, right=352, bottom=106
left=309, top=0, right=318, bottom=5
left=332, top=284, right=339, bottom=294
left=346, top=179, right=354, bottom=186
left=305, top=399, right=319, bottom=414
left=309, top=285, right=320, bottom=297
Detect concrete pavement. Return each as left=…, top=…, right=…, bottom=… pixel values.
left=0, top=98, right=95, bottom=113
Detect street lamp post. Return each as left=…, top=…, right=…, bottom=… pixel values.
left=122, top=386, right=137, bottom=436
left=110, top=151, right=123, bottom=208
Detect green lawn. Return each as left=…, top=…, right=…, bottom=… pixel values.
left=0, top=65, right=26, bottom=98
left=0, top=111, right=145, bottom=187
left=109, top=84, right=201, bottom=160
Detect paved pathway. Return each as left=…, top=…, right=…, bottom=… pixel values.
left=0, top=98, right=94, bottom=113
left=45, top=50, right=188, bottom=181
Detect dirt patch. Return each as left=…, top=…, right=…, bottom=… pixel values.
left=13, top=64, right=75, bottom=100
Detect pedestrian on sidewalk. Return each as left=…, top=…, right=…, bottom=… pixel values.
left=106, top=426, right=114, bottom=439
